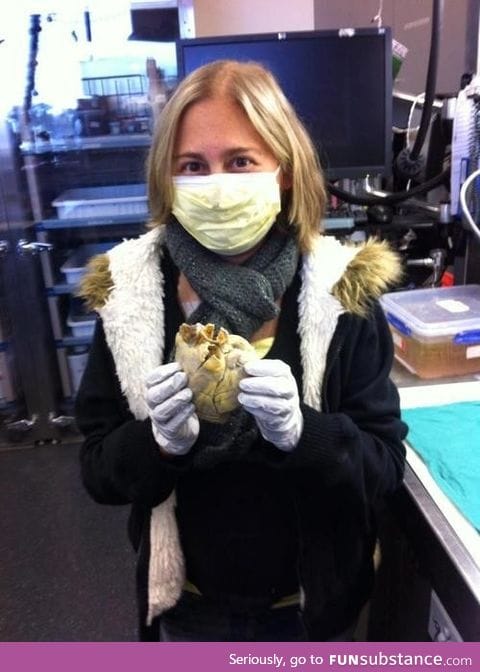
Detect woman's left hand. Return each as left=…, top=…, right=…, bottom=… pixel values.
left=238, top=359, right=303, bottom=452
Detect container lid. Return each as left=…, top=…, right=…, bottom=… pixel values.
left=61, top=242, right=116, bottom=272
left=68, top=296, right=96, bottom=325
left=380, top=284, right=480, bottom=339
left=67, top=313, right=96, bottom=326
left=52, top=183, right=146, bottom=207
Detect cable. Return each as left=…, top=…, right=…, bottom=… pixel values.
left=392, top=94, right=423, bottom=136
left=406, top=92, right=425, bottom=151
left=459, top=167, right=480, bottom=244
left=327, top=166, right=450, bottom=207
left=372, top=0, right=384, bottom=27
left=409, top=0, right=443, bottom=160
left=395, top=0, right=444, bottom=179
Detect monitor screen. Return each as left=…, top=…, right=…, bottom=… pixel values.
left=176, top=28, right=392, bottom=180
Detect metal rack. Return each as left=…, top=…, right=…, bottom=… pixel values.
left=0, top=117, right=150, bottom=444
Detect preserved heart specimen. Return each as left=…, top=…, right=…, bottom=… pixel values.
left=175, top=323, right=257, bottom=423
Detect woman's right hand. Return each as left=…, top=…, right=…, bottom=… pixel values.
left=145, top=362, right=199, bottom=455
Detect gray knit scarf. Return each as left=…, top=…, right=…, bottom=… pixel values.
left=165, top=217, right=299, bottom=340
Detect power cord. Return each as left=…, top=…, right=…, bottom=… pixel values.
left=395, top=0, right=444, bottom=179
left=328, top=166, right=450, bottom=207
left=459, top=167, right=480, bottom=243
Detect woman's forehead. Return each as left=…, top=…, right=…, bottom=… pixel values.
left=175, top=96, right=271, bottom=154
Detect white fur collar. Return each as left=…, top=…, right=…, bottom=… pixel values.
left=101, top=227, right=166, bottom=420
left=298, top=236, right=357, bottom=409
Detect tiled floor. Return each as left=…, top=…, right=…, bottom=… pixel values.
left=0, top=441, right=137, bottom=641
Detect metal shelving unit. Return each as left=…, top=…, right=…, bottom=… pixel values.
left=27, top=138, right=149, bottom=404
left=0, top=94, right=152, bottom=444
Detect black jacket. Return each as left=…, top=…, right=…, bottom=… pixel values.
left=76, top=247, right=407, bottom=641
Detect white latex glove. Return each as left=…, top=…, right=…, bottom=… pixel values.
left=145, top=362, right=199, bottom=456
left=238, top=359, right=303, bottom=452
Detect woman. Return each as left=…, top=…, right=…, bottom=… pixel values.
left=76, top=60, right=407, bottom=642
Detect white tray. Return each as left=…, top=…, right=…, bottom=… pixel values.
left=52, top=184, right=147, bottom=219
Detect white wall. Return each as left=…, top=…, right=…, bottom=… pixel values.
left=192, top=0, right=314, bottom=37
left=313, top=0, right=474, bottom=95
left=188, top=0, right=475, bottom=94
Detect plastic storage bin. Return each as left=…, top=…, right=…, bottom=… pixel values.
left=60, top=242, right=116, bottom=285
left=52, top=183, right=147, bottom=219
left=380, top=284, right=480, bottom=379
left=67, top=347, right=89, bottom=394
left=67, top=312, right=96, bottom=338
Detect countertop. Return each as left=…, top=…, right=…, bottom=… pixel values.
left=392, top=361, right=480, bottom=603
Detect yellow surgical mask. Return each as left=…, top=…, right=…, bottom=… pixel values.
left=172, top=168, right=281, bottom=255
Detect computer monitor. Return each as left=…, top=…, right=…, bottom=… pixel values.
left=176, top=28, right=392, bottom=180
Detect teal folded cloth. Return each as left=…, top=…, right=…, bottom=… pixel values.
left=402, top=402, right=480, bottom=531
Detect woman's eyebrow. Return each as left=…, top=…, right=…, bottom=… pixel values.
left=173, top=151, right=205, bottom=160
left=223, top=146, right=261, bottom=158
left=174, top=146, right=261, bottom=160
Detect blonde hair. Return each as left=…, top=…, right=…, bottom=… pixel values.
left=147, top=60, right=327, bottom=252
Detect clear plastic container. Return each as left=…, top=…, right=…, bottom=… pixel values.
left=380, top=284, right=480, bottom=379
left=52, top=183, right=147, bottom=219
left=60, top=242, right=116, bottom=285
left=67, top=313, right=96, bottom=338
left=67, top=347, right=89, bottom=394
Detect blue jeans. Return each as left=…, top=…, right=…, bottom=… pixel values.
left=159, top=591, right=307, bottom=642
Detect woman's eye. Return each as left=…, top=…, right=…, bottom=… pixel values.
left=177, top=161, right=205, bottom=174
left=231, top=156, right=254, bottom=170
